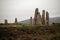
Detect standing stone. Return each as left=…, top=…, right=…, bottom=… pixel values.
left=34, top=8, right=39, bottom=24
left=46, top=11, right=49, bottom=24
left=30, top=17, right=32, bottom=24
left=15, top=18, right=18, bottom=24
left=4, top=19, right=8, bottom=24
left=42, top=10, right=45, bottom=25
left=37, top=12, right=42, bottom=25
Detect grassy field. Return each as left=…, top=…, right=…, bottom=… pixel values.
left=0, top=24, right=60, bottom=40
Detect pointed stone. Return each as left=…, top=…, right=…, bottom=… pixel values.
left=4, top=19, right=8, bottom=24
left=46, top=11, right=49, bottom=24
left=30, top=17, right=32, bottom=24
left=42, top=10, right=45, bottom=25
left=37, top=12, right=42, bottom=25
left=34, top=8, right=39, bottom=25
left=15, top=18, right=18, bottom=24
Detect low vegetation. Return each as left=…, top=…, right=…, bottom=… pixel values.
left=0, top=24, right=60, bottom=40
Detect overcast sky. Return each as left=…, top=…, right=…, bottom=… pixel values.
left=0, top=0, right=60, bottom=23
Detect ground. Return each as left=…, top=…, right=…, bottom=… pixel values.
left=0, top=24, right=60, bottom=40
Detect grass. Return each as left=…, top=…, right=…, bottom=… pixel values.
left=0, top=24, right=60, bottom=40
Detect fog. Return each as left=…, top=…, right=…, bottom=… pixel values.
left=0, top=0, right=60, bottom=23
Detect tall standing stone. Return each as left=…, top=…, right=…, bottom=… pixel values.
left=30, top=17, right=32, bottom=24
left=37, top=12, right=42, bottom=25
left=34, top=8, right=39, bottom=24
left=46, top=11, right=49, bottom=24
left=15, top=18, right=18, bottom=24
left=42, top=10, right=45, bottom=25
left=4, top=19, right=8, bottom=24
